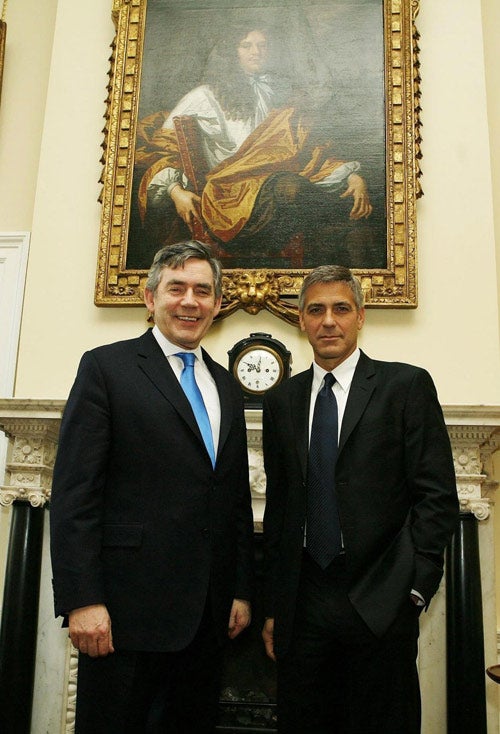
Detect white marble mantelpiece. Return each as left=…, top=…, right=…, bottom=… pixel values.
left=1, top=400, right=498, bottom=515
left=0, top=399, right=499, bottom=733
left=0, top=399, right=65, bottom=507
left=245, top=408, right=265, bottom=525
left=443, top=405, right=500, bottom=520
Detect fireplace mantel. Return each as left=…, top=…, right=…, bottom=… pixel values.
left=0, top=400, right=499, bottom=733
left=0, top=400, right=499, bottom=514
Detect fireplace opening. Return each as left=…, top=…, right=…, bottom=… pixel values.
left=216, top=533, right=277, bottom=733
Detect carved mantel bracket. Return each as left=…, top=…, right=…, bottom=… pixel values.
left=0, top=399, right=65, bottom=507
left=443, top=405, right=500, bottom=521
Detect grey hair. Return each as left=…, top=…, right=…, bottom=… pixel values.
left=298, top=265, right=364, bottom=311
left=146, top=241, right=223, bottom=298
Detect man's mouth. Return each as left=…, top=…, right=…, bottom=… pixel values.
left=177, top=315, right=199, bottom=323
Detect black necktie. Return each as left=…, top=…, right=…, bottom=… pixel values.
left=306, top=372, right=342, bottom=568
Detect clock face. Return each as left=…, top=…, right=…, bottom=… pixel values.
left=234, top=346, right=284, bottom=394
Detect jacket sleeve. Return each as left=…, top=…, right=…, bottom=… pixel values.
left=261, top=392, right=289, bottom=618
left=404, top=368, right=459, bottom=603
left=50, top=351, right=111, bottom=617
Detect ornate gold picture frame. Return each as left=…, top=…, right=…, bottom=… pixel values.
left=95, top=0, right=421, bottom=324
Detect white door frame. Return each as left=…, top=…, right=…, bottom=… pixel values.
left=0, top=231, right=31, bottom=604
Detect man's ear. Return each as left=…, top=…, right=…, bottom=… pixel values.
left=298, top=312, right=306, bottom=332
left=144, top=288, right=155, bottom=314
left=213, top=295, right=222, bottom=318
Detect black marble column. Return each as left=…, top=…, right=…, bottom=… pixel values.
left=446, top=512, right=487, bottom=734
left=0, top=501, right=45, bottom=734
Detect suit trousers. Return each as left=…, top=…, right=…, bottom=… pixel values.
left=276, top=551, right=421, bottom=734
left=75, top=602, right=224, bottom=734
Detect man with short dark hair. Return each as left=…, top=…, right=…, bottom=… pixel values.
left=261, top=264, right=458, bottom=733
left=50, top=241, right=254, bottom=733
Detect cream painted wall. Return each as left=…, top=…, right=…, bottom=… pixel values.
left=0, top=0, right=58, bottom=229
left=481, top=0, right=500, bottom=660
left=481, top=0, right=500, bottom=331
left=8, top=0, right=500, bottom=407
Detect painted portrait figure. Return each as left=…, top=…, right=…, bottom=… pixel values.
left=126, top=1, right=386, bottom=272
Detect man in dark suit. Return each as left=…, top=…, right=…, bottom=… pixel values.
left=50, top=241, right=254, bottom=733
left=261, top=265, right=458, bottom=733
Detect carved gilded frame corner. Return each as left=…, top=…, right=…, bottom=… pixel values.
left=95, top=0, right=422, bottom=325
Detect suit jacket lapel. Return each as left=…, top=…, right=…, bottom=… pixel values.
left=338, top=350, right=376, bottom=454
left=291, top=367, right=314, bottom=480
left=136, top=330, right=203, bottom=444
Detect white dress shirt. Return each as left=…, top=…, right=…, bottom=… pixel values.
left=308, top=348, right=361, bottom=443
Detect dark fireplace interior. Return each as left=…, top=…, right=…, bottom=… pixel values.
left=217, top=533, right=277, bottom=733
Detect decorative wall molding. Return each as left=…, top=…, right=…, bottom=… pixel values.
left=0, top=232, right=30, bottom=478
left=62, top=642, right=78, bottom=734
left=0, top=232, right=30, bottom=396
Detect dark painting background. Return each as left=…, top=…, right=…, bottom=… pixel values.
left=126, top=0, right=386, bottom=271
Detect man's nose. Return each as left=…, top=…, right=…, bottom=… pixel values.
left=323, top=310, right=337, bottom=326
left=181, top=289, right=197, bottom=305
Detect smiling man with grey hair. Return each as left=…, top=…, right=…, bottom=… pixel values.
left=51, top=240, right=254, bottom=733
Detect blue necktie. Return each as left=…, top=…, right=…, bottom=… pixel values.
left=306, top=372, right=342, bottom=568
left=176, top=352, right=216, bottom=468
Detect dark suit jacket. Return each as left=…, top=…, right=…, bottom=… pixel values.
left=50, top=329, right=254, bottom=652
left=262, top=350, right=458, bottom=655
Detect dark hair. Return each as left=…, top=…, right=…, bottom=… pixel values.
left=146, top=241, right=222, bottom=298
left=203, top=26, right=285, bottom=121
left=298, top=265, right=364, bottom=311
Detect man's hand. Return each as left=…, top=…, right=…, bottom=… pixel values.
left=228, top=599, right=251, bottom=639
left=170, top=185, right=202, bottom=231
left=262, top=617, right=276, bottom=661
left=68, top=604, right=114, bottom=658
left=340, top=173, right=373, bottom=220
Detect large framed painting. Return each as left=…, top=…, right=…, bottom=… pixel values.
left=95, top=0, right=422, bottom=324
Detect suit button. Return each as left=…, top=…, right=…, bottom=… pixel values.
left=202, top=528, right=209, bottom=535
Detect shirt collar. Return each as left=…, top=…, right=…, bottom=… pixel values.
left=311, top=348, right=360, bottom=394
left=151, top=325, right=204, bottom=362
